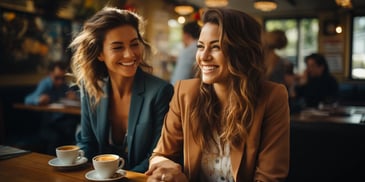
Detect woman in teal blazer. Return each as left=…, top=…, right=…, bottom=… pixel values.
left=69, top=8, right=173, bottom=172
left=77, top=68, right=172, bottom=172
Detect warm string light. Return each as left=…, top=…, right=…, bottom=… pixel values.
left=335, top=0, right=352, bottom=8
left=205, top=0, right=228, bottom=7
left=174, top=5, right=194, bottom=15
left=253, top=0, right=277, bottom=12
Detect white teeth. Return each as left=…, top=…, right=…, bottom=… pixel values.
left=119, top=61, right=135, bottom=66
left=202, top=65, right=217, bottom=72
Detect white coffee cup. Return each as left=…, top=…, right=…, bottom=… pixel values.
left=56, top=145, right=84, bottom=165
left=92, top=154, right=125, bottom=179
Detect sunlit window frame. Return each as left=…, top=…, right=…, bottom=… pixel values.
left=263, top=17, right=319, bottom=74
left=349, top=14, right=365, bottom=80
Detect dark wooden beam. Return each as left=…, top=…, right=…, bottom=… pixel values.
left=286, top=0, right=296, bottom=6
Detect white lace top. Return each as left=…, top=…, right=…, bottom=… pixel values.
left=200, top=134, right=234, bottom=182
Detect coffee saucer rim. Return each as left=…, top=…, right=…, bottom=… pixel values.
left=85, top=169, right=125, bottom=181
left=48, top=157, right=88, bottom=167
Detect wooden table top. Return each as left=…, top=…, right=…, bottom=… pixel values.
left=291, top=106, right=365, bottom=124
left=0, top=152, right=147, bottom=182
left=13, top=103, right=81, bottom=115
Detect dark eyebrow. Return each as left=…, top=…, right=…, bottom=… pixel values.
left=111, top=42, right=123, bottom=45
left=198, top=40, right=219, bottom=44
left=130, top=38, right=139, bottom=43
left=110, top=38, right=139, bottom=45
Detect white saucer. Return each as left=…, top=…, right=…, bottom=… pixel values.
left=85, top=169, right=125, bottom=181
left=48, top=157, right=88, bottom=169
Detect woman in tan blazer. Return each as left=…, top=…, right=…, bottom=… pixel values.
left=146, top=8, right=290, bottom=182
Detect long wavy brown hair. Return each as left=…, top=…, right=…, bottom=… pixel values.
left=69, top=7, right=152, bottom=107
left=191, top=8, right=265, bottom=149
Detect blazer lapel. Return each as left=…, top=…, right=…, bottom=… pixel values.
left=231, top=141, right=245, bottom=181
left=186, top=130, right=202, bottom=180
left=127, top=69, right=145, bottom=158
left=96, top=79, right=111, bottom=148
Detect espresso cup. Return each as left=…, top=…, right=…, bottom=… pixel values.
left=92, top=154, right=125, bottom=179
left=56, top=145, right=84, bottom=165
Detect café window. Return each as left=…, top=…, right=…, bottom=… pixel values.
left=264, top=18, right=319, bottom=73
left=351, top=15, right=365, bottom=79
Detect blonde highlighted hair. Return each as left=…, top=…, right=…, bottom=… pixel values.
left=69, top=7, right=152, bottom=107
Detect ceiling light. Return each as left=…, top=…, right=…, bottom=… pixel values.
left=174, top=5, right=194, bottom=15
left=253, top=0, right=277, bottom=12
left=177, top=16, right=186, bottom=24
left=335, top=25, right=342, bottom=34
left=335, top=0, right=352, bottom=8
left=205, top=0, right=228, bottom=7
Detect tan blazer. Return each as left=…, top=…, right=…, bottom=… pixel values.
left=152, top=79, right=290, bottom=182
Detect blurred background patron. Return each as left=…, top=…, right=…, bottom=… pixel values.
left=170, top=21, right=201, bottom=85
left=294, top=53, right=339, bottom=108
left=24, top=61, right=79, bottom=155
left=262, top=29, right=289, bottom=84
left=25, top=61, right=78, bottom=106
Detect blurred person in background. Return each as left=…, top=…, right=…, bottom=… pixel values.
left=283, top=61, right=304, bottom=114
left=262, top=29, right=288, bottom=84
left=25, top=61, right=78, bottom=106
left=294, top=53, right=339, bottom=108
left=170, top=21, right=201, bottom=85
left=24, top=61, right=79, bottom=155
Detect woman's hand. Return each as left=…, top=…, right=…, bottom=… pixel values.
left=38, top=94, right=50, bottom=105
left=298, top=69, right=308, bottom=85
left=145, top=159, right=188, bottom=182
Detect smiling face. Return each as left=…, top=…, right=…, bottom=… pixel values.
left=306, top=58, right=324, bottom=78
left=196, top=23, right=229, bottom=85
left=98, top=25, right=143, bottom=78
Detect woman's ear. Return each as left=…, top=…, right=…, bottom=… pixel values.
left=98, top=53, right=104, bottom=62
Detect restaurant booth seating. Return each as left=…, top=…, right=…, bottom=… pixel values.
left=0, top=85, right=43, bottom=150
left=286, top=121, right=365, bottom=182
left=0, top=85, right=80, bottom=155
left=338, top=81, right=365, bottom=106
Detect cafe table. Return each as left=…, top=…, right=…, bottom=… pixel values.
left=291, top=106, right=365, bottom=124
left=13, top=103, right=81, bottom=115
left=0, top=152, right=147, bottom=182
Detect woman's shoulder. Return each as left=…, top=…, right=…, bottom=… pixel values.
left=176, top=78, right=200, bottom=88
left=140, top=71, right=171, bottom=86
left=137, top=71, right=174, bottom=97
left=325, top=74, right=339, bottom=83
left=261, top=81, right=288, bottom=99
left=168, top=79, right=200, bottom=106
left=41, top=76, right=53, bottom=84
left=174, top=79, right=200, bottom=95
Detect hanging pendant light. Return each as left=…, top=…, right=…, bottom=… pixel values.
left=335, top=0, right=352, bottom=8
left=253, top=0, right=277, bottom=12
left=174, top=0, right=195, bottom=16
left=205, top=0, right=229, bottom=7
left=174, top=4, right=194, bottom=15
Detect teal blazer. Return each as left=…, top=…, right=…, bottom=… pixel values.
left=76, top=68, right=173, bottom=172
